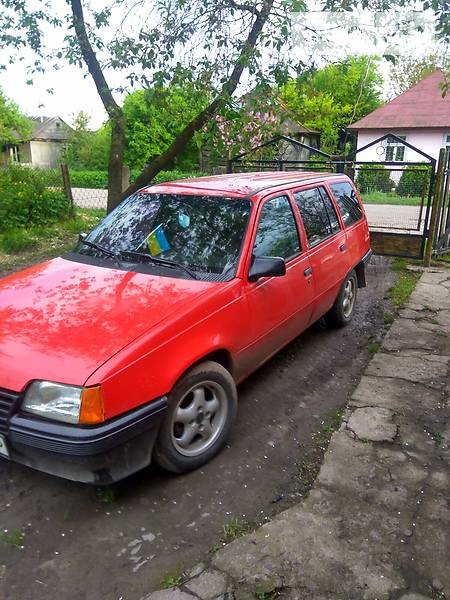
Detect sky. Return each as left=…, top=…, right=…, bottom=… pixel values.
left=0, top=1, right=443, bottom=130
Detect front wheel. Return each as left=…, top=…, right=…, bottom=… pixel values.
left=325, top=270, right=358, bottom=328
left=154, top=361, right=237, bottom=473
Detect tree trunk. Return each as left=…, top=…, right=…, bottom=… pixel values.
left=70, top=0, right=125, bottom=211
left=107, top=115, right=126, bottom=212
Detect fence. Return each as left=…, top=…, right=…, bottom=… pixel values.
left=0, top=163, right=73, bottom=232
left=228, top=134, right=437, bottom=259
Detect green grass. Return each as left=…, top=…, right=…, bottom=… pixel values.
left=361, top=191, right=422, bottom=206
left=368, top=340, right=380, bottom=354
left=386, top=258, right=421, bottom=308
left=0, top=529, right=24, bottom=549
left=95, top=486, right=115, bottom=503
left=222, top=517, right=251, bottom=542
left=160, top=572, right=183, bottom=589
left=0, top=208, right=104, bottom=277
left=383, top=312, right=395, bottom=326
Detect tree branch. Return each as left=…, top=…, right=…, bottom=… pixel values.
left=70, top=0, right=122, bottom=121
left=123, top=0, right=275, bottom=198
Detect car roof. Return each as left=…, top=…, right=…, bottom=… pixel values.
left=143, top=171, right=344, bottom=198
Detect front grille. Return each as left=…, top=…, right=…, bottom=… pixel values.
left=0, top=389, right=20, bottom=434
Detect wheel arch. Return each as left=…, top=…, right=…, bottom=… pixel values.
left=174, top=348, right=235, bottom=387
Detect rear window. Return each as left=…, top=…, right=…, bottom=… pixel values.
left=330, top=181, right=363, bottom=227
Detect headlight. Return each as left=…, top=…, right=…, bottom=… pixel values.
left=22, top=381, right=83, bottom=424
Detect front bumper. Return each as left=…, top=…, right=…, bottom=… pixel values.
left=0, top=389, right=167, bottom=484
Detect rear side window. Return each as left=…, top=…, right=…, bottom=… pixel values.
left=253, top=196, right=301, bottom=260
left=330, top=181, right=363, bottom=227
left=293, top=187, right=340, bottom=248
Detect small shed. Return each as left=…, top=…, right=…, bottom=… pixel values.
left=1, top=116, right=72, bottom=168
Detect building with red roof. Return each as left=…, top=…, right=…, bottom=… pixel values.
left=348, top=70, right=450, bottom=164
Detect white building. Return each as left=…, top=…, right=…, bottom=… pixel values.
left=348, top=70, right=450, bottom=165
left=1, top=116, right=72, bottom=168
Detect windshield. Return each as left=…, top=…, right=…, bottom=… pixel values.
left=74, top=192, right=252, bottom=281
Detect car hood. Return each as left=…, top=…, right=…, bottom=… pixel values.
left=0, top=257, right=213, bottom=392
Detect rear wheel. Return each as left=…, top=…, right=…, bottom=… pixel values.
left=154, top=361, right=237, bottom=473
left=325, top=270, right=358, bottom=328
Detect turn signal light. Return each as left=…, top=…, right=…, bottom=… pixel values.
left=80, top=386, right=105, bottom=425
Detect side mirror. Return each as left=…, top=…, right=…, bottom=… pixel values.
left=78, top=232, right=87, bottom=242
left=248, top=256, right=286, bottom=282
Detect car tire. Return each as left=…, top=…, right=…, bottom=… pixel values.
left=325, top=270, right=358, bottom=328
left=154, top=361, right=237, bottom=473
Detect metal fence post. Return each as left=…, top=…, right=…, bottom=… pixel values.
left=424, top=148, right=446, bottom=266
left=60, top=164, right=74, bottom=214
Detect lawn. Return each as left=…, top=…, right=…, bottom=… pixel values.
left=0, top=208, right=105, bottom=278
left=360, top=191, right=423, bottom=206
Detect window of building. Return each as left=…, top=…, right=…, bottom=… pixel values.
left=253, top=196, right=301, bottom=260
left=385, top=135, right=406, bottom=162
left=444, top=133, right=450, bottom=153
left=330, top=182, right=363, bottom=227
left=293, top=187, right=340, bottom=247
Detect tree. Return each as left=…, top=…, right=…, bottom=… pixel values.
left=281, top=55, right=383, bottom=153
left=0, top=1, right=448, bottom=211
left=123, top=85, right=209, bottom=172
left=388, top=54, right=442, bottom=97
left=0, top=87, right=31, bottom=147
left=65, top=112, right=110, bottom=171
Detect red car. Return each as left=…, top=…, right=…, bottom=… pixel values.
left=0, top=172, right=371, bottom=483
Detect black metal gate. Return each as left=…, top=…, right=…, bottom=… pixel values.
left=227, top=134, right=436, bottom=259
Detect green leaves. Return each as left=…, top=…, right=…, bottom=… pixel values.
left=280, top=55, right=383, bottom=153
left=0, top=86, right=32, bottom=145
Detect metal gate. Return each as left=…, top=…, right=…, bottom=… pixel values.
left=227, top=134, right=436, bottom=259
left=434, top=149, right=450, bottom=255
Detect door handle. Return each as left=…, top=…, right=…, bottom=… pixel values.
left=304, top=267, right=313, bottom=277
left=340, top=243, right=347, bottom=252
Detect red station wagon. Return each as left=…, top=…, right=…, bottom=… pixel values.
left=0, top=172, right=371, bottom=483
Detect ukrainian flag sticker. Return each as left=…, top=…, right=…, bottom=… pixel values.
left=146, top=224, right=171, bottom=256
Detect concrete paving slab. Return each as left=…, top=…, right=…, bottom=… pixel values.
left=347, top=406, right=397, bottom=441
left=142, top=268, right=450, bottom=600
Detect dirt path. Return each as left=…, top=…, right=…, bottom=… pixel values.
left=0, top=257, right=395, bottom=600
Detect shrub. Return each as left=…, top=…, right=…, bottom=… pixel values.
left=69, top=170, right=108, bottom=189
left=396, top=165, right=431, bottom=198
left=66, top=169, right=208, bottom=190
left=130, top=169, right=208, bottom=185
left=356, top=165, right=396, bottom=193
left=0, top=164, right=70, bottom=232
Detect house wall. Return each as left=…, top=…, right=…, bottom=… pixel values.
left=29, top=140, right=65, bottom=168
left=354, top=129, right=450, bottom=164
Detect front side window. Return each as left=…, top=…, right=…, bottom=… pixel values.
left=74, top=192, right=251, bottom=281
left=330, top=182, right=363, bottom=227
left=385, top=135, right=406, bottom=162
left=294, top=187, right=339, bottom=247
left=253, top=196, right=300, bottom=260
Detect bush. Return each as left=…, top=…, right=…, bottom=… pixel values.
left=396, top=165, right=430, bottom=198
left=66, top=169, right=208, bottom=190
left=131, top=169, right=208, bottom=185
left=356, top=165, right=396, bottom=193
left=69, top=170, right=108, bottom=189
left=0, top=164, right=71, bottom=232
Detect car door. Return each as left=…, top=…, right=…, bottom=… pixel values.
left=326, top=180, right=369, bottom=272
left=239, top=194, right=314, bottom=374
left=292, top=185, right=348, bottom=322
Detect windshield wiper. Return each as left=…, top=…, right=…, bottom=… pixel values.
left=79, top=238, right=124, bottom=268
left=120, top=250, right=199, bottom=280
